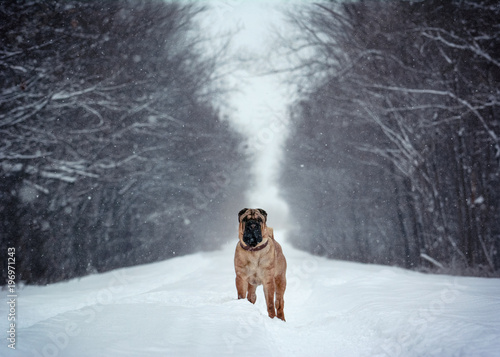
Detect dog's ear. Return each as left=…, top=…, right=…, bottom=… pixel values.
left=257, top=208, right=267, bottom=222
left=238, top=208, right=249, bottom=222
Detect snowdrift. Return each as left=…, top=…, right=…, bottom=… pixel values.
left=2, top=233, right=499, bottom=357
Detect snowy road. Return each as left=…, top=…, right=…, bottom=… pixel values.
left=2, top=233, right=499, bottom=357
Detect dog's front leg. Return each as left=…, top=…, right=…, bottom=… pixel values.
left=235, top=275, right=248, bottom=299
left=275, top=274, right=286, bottom=321
left=247, top=283, right=257, bottom=304
left=263, top=280, right=276, bottom=319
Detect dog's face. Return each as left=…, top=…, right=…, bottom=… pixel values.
left=238, top=208, right=268, bottom=247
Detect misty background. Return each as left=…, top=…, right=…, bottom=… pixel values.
left=1, top=0, right=499, bottom=285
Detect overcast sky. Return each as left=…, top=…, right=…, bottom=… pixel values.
left=202, top=1, right=297, bottom=227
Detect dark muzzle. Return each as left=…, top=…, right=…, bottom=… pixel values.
left=243, top=219, right=263, bottom=247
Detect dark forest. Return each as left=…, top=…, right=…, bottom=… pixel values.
left=280, top=0, right=500, bottom=275
left=0, top=0, right=246, bottom=284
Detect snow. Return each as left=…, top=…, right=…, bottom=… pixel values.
left=2, top=232, right=500, bottom=357
left=474, top=196, right=485, bottom=205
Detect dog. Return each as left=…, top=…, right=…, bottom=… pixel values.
left=234, top=208, right=287, bottom=321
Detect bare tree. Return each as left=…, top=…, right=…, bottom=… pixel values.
left=280, top=0, right=500, bottom=275
left=0, top=0, right=246, bottom=284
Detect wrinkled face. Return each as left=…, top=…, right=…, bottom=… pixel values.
left=238, top=208, right=268, bottom=247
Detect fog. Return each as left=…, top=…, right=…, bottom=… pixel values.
left=204, top=1, right=293, bottom=228
left=1, top=0, right=499, bottom=286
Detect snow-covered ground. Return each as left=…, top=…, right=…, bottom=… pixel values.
left=2, top=232, right=500, bottom=357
